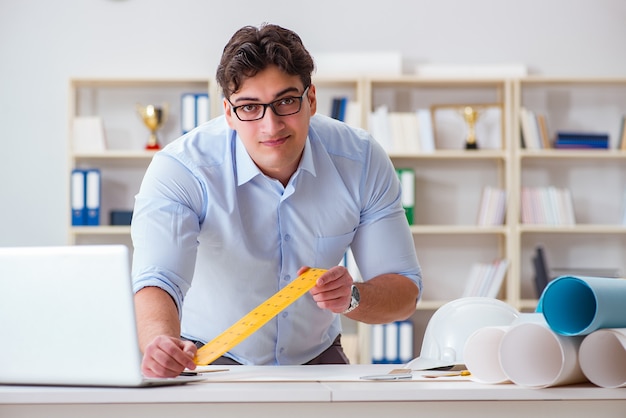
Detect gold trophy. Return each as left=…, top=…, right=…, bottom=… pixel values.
left=462, top=106, right=480, bottom=150
left=136, top=103, right=168, bottom=150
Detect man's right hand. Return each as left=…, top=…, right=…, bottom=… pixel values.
left=141, top=335, right=198, bottom=378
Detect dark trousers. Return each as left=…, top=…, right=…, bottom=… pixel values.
left=186, top=334, right=350, bottom=365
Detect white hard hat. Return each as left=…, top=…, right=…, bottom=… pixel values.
left=406, top=297, right=519, bottom=370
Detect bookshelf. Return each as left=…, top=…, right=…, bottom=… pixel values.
left=364, top=77, right=515, bottom=302
left=67, top=75, right=626, bottom=364
left=67, top=78, right=216, bottom=250
left=514, top=77, right=626, bottom=311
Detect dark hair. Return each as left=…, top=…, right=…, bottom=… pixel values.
left=216, top=24, right=315, bottom=98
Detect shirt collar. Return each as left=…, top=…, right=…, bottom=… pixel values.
left=234, top=134, right=316, bottom=186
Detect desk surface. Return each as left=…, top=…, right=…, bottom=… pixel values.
left=2, top=365, right=625, bottom=418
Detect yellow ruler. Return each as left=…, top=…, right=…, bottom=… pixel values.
left=194, top=268, right=327, bottom=365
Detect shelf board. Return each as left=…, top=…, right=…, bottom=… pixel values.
left=71, top=226, right=131, bottom=235
left=519, top=299, right=540, bottom=312
left=410, top=225, right=508, bottom=235
left=415, top=300, right=447, bottom=311
left=73, top=150, right=157, bottom=159
left=519, top=224, right=626, bottom=234
left=519, top=149, right=626, bottom=159
left=390, top=149, right=507, bottom=160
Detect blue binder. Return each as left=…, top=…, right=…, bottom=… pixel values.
left=181, top=93, right=210, bottom=134
left=85, top=169, right=101, bottom=226
left=70, top=169, right=86, bottom=226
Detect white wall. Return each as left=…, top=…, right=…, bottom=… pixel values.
left=1, top=0, right=626, bottom=246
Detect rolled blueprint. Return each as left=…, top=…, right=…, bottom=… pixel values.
left=499, top=321, right=587, bottom=388
left=539, top=276, right=626, bottom=336
left=463, top=326, right=511, bottom=384
left=579, top=328, right=626, bottom=388
left=463, top=313, right=544, bottom=385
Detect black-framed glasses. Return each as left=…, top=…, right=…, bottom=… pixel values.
left=228, top=86, right=310, bottom=122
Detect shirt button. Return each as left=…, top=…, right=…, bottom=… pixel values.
left=282, top=312, right=288, bottom=318
left=284, top=274, right=291, bottom=281
left=284, top=234, right=291, bottom=241
left=279, top=347, right=285, bottom=354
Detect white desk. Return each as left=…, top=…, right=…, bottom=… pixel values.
left=2, top=365, right=625, bottom=418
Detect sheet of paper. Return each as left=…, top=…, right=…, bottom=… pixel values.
left=190, top=365, right=473, bottom=382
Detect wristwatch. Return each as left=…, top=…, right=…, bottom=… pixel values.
left=342, top=284, right=360, bottom=314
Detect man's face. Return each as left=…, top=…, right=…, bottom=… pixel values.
left=224, top=65, right=316, bottom=184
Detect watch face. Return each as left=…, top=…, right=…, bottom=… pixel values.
left=352, top=285, right=360, bottom=303
left=342, top=285, right=360, bottom=314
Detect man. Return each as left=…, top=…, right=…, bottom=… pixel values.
left=131, top=23, right=422, bottom=378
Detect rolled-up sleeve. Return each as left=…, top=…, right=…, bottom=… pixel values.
left=131, top=153, right=205, bottom=315
left=350, top=139, right=422, bottom=295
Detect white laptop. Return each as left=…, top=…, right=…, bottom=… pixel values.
left=0, top=244, right=207, bottom=387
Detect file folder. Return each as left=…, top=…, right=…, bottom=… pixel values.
left=70, top=169, right=86, bottom=226
left=396, top=168, right=415, bottom=224
left=181, top=93, right=211, bottom=135
left=195, top=93, right=210, bottom=127
left=181, top=93, right=196, bottom=134
left=85, top=169, right=101, bottom=226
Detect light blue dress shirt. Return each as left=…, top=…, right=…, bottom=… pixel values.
left=131, top=113, right=421, bottom=365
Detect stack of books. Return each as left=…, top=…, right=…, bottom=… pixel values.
left=462, top=259, right=509, bottom=298
left=368, top=106, right=435, bottom=154
left=477, top=186, right=507, bottom=226
left=520, top=186, right=576, bottom=225
left=553, top=132, right=609, bottom=149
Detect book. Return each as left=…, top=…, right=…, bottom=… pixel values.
left=343, top=101, right=362, bottom=128
left=618, top=116, right=626, bottom=150
left=72, top=116, right=106, bottom=153
left=416, top=109, right=435, bottom=153
left=519, top=107, right=541, bottom=150
left=401, top=112, right=421, bottom=153
left=536, top=114, right=551, bottom=148
left=477, top=186, right=506, bottom=226
left=330, top=97, right=342, bottom=120
left=532, top=246, right=551, bottom=298
left=369, top=105, right=392, bottom=152
left=462, top=259, right=509, bottom=298
left=519, top=186, right=575, bottom=225
left=388, top=112, right=407, bottom=153
left=554, top=132, right=609, bottom=149
left=396, top=168, right=415, bottom=224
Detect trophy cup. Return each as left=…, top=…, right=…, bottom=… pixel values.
left=461, top=106, right=480, bottom=150
left=136, top=103, right=168, bottom=150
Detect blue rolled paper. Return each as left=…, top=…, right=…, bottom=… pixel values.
left=539, top=276, right=626, bottom=336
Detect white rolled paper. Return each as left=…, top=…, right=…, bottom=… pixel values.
left=499, top=321, right=587, bottom=388
left=463, top=326, right=511, bottom=384
left=579, top=328, right=626, bottom=388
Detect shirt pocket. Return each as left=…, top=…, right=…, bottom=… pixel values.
left=314, top=229, right=357, bottom=267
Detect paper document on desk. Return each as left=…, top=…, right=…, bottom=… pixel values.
left=192, top=365, right=472, bottom=382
